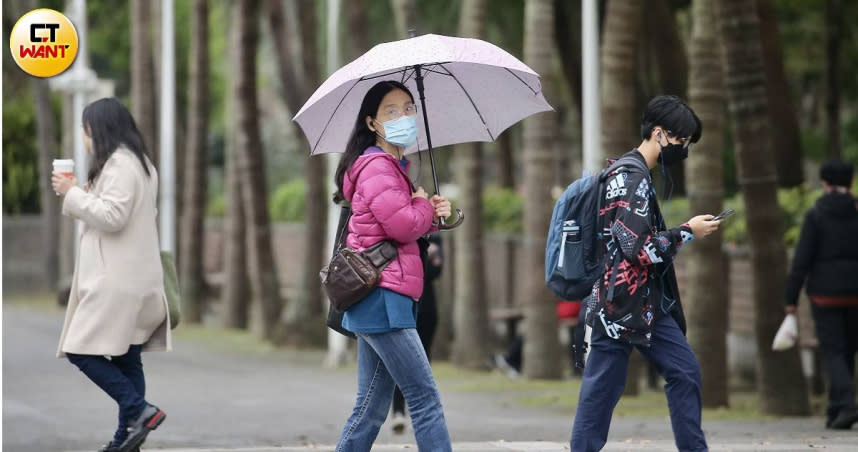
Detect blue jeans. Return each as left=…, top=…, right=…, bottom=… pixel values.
left=571, top=315, right=707, bottom=452
left=67, top=345, right=147, bottom=445
left=336, top=328, right=451, bottom=451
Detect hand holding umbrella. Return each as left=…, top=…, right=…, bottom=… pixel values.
left=293, top=33, right=553, bottom=230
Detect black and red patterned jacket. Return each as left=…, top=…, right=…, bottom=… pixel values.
left=584, top=150, right=693, bottom=345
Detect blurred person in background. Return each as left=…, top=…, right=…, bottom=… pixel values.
left=785, top=160, right=858, bottom=430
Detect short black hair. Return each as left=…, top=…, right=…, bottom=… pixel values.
left=820, top=160, right=854, bottom=187
left=640, top=95, right=702, bottom=143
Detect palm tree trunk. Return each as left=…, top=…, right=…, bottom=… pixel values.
left=265, top=0, right=327, bottom=344
left=522, top=0, right=563, bottom=380
left=222, top=4, right=250, bottom=330
left=553, top=0, right=581, bottom=113
left=757, top=0, right=804, bottom=187
left=265, top=0, right=303, bottom=117
left=131, top=0, right=158, bottom=165
left=600, top=0, right=642, bottom=161
left=180, top=0, right=210, bottom=324
left=825, top=0, right=841, bottom=159
left=497, top=131, right=515, bottom=188
left=346, top=0, right=369, bottom=59
left=450, top=0, right=491, bottom=370
left=645, top=0, right=688, bottom=196
left=602, top=0, right=644, bottom=395
left=390, top=0, right=418, bottom=37
left=235, top=0, right=283, bottom=341
left=717, top=0, right=810, bottom=416
left=33, top=80, right=59, bottom=290
left=222, top=149, right=250, bottom=329
left=686, top=0, right=728, bottom=408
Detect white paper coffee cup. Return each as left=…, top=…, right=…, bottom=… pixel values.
left=52, top=159, right=74, bottom=195
left=52, top=159, right=75, bottom=177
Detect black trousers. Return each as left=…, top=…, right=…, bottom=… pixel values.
left=811, top=304, right=858, bottom=421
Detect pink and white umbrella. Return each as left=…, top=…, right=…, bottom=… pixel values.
left=293, top=33, right=553, bottom=228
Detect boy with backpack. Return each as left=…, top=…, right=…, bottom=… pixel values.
left=552, top=96, right=721, bottom=451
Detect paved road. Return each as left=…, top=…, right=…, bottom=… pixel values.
left=4, top=303, right=856, bottom=451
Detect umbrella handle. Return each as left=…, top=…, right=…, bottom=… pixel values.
left=437, top=208, right=464, bottom=230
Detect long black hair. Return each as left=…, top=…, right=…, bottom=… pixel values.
left=332, top=80, right=414, bottom=204
left=83, top=97, right=151, bottom=184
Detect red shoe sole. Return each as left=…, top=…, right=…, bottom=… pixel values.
left=145, top=410, right=166, bottom=429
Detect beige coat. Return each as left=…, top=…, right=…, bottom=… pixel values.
left=57, top=147, right=171, bottom=358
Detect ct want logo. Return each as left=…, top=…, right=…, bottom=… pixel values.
left=9, top=9, right=79, bottom=78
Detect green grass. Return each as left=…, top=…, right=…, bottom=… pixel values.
left=430, top=362, right=772, bottom=421
left=4, top=292, right=62, bottom=310
left=171, top=322, right=282, bottom=355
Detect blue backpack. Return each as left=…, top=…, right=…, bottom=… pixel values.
left=545, top=157, right=648, bottom=300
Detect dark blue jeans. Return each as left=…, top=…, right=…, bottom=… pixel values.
left=67, top=345, right=147, bottom=445
left=571, top=315, right=707, bottom=452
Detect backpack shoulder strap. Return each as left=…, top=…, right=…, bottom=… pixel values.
left=600, top=154, right=649, bottom=182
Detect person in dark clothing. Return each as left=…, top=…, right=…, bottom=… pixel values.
left=390, top=234, right=443, bottom=434
left=785, top=160, right=858, bottom=430
left=571, top=95, right=722, bottom=452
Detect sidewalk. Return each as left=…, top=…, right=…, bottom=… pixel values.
left=6, top=302, right=855, bottom=452
left=67, top=437, right=858, bottom=452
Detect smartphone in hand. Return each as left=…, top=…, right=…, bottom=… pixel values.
left=711, top=208, right=735, bottom=221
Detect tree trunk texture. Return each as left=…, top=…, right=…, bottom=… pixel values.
left=131, top=0, right=158, bottom=165
left=643, top=0, right=688, bottom=195
left=522, top=0, right=564, bottom=380
left=553, top=0, right=583, bottom=184
left=602, top=0, right=644, bottom=395
left=451, top=0, right=491, bottom=370
left=235, top=0, right=283, bottom=341
left=757, top=0, right=804, bottom=187
left=497, top=131, right=515, bottom=189
left=292, top=0, right=327, bottom=345
left=265, top=0, right=304, bottom=117
left=346, top=0, right=369, bottom=59
left=391, top=0, right=419, bottom=38
left=222, top=3, right=250, bottom=330
left=717, top=0, right=810, bottom=416
left=600, top=0, right=642, bottom=162
left=825, top=0, right=841, bottom=159
left=686, top=0, right=728, bottom=408
left=33, top=80, right=59, bottom=290
left=553, top=0, right=582, bottom=113
left=180, top=0, right=210, bottom=324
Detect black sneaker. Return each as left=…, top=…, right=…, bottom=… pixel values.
left=829, top=407, right=858, bottom=430
left=98, top=442, right=139, bottom=452
left=117, top=404, right=165, bottom=452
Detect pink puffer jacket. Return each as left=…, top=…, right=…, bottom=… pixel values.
left=343, top=147, right=436, bottom=300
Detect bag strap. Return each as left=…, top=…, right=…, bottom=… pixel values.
left=332, top=203, right=352, bottom=259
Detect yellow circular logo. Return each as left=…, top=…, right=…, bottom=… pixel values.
left=9, top=9, right=79, bottom=78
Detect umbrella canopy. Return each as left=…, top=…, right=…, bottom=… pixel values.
left=293, top=34, right=553, bottom=155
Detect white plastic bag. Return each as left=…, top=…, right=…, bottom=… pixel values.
left=772, top=313, right=798, bottom=351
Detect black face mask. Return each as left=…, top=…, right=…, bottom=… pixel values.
left=659, top=142, right=688, bottom=166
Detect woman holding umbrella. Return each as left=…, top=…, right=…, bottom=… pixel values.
left=333, top=80, right=453, bottom=450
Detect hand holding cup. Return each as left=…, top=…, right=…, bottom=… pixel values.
left=51, top=159, right=76, bottom=196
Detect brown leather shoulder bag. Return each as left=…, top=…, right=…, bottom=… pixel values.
left=320, top=207, right=398, bottom=313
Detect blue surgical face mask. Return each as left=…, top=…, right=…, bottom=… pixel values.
left=379, top=115, right=418, bottom=148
